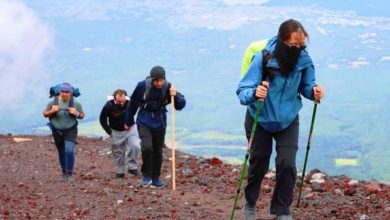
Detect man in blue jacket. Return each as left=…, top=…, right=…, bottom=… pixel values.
left=237, top=19, right=325, bottom=220
left=125, top=66, right=186, bottom=188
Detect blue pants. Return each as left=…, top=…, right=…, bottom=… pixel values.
left=55, top=140, right=76, bottom=174
left=52, top=125, right=78, bottom=175
left=244, top=111, right=299, bottom=216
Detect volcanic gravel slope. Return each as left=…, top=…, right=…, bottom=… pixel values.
left=0, top=135, right=389, bottom=219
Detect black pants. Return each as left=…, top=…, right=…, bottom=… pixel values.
left=244, top=111, right=299, bottom=216
left=138, top=124, right=165, bottom=179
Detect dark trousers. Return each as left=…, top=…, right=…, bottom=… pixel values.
left=138, top=124, right=165, bottom=179
left=244, top=111, right=299, bottom=216
left=52, top=125, right=77, bottom=175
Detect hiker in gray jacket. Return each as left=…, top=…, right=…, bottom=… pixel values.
left=100, top=89, right=141, bottom=178
left=43, top=83, right=85, bottom=182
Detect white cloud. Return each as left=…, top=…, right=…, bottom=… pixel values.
left=358, top=32, right=376, bottom=40
left=362, top=39, right=377, bottom=44
left=316, top=26, right=328, bottom=36
left=328, top=64, right=339, bottom=69
left=348, top=60, right=369, bottom=68
left=220, top=0, right=270, bottom=6
left=0, top=0, right=53, bottom=111
left=313, top=21, right=328, bottom=36
left=358, top=32, right=377, bottom=44
left=380, top=56, right=390, bottom=61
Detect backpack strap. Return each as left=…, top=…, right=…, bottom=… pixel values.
left=261, top=49, right=274, bottom=81
left=161, top=82, right=168, bottom=105
left=143, top=77, right=153, bottom=102
left=52, top=96, right=75, bottom=108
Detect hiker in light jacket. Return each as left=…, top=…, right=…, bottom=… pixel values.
left=125, top=66, right=186, bottom=188
left=236, top=19, right=325, bottom=220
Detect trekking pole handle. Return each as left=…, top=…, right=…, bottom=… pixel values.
left=260, top=80, right=269, bottom=88
left=313, top=86, right=324, bottom=104
left=255, top=81, right=269, bottom=101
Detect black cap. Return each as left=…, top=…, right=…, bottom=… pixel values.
left=150, top=66, right=166, bottom=80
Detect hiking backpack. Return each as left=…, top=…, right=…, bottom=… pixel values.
left=141, top=76, right=169, bottom=109
left=240, top=39, right=268, bottom=78
left=49, top=84, right=80, bottom=98
left=49, top=83, right=80, bottom=107
left=241, top=39, right=273, bottom=81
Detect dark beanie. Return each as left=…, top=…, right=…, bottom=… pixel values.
left=150, top=66, right=166, bottom=80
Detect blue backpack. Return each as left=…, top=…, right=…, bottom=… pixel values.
left=49, top=83, right=81, bottom=107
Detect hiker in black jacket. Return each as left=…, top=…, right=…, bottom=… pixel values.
left=100, top=89, right=140, bottom=178
left=125, top=66, right=186, bottom=188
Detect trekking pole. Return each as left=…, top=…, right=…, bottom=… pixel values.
left=230, top=100, right=264, bottom=220
left=297, top=101, right=318, bottom=208
left=170, top=94, right=176, bottom=191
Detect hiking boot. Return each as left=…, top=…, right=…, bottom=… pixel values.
left=277, top=215, right=294, bottom=220
left=140, top=176, right=152, bottom=187
left=128, top=169, right=139, bottom=176
left=116, top=173, right=125, bottom=178
left=151, top=179, right=165, bottom=188
left=242, top=200, right=256, bottom=220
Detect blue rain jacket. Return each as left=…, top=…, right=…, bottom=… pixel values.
left=237, top=36, right=316, bottom=132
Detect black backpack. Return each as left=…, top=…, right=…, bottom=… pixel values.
left=141, top=76, right=169, bottom=110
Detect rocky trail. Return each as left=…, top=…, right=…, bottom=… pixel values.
left=0, top=135, right=389, bottom=219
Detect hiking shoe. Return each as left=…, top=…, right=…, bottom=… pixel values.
left=277, top=215, right=294, bottom=220
left=242, top=200, right=256, bottom=220
left=151, top=179, right=165, bottom=188
left=140, top=176, right=152, bottom=187
left=61, top=174, right=68, bottom=182
left=128, top=169, right=139, bottom=176
left=115, top=173, right=125, bottom=178
left=66, top=175, right=75, bottom=182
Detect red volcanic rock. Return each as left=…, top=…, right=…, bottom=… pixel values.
left=344, top=187, right=357, bottom=196
left=365, top=181, right=381, bottom=194
left=208, top=157, right=223, bottom=166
